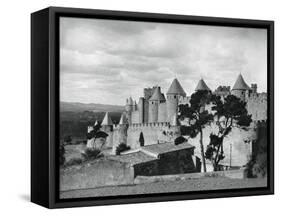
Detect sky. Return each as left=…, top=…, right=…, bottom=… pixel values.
left=60, top=17, right=267, bottom=105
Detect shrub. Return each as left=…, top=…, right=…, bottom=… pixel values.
left=65, top=158, right=83, bottom=167
left=174, top=136, right=187, bottom=145
left=245, top=153, right=267, bottom=178
left=116, top=143, right=130, bottom=155
left=81, top=148, right=103, bottom=161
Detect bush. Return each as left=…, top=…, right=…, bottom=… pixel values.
left=116, top=143, right=130, bottom=155
left=81, top=148, right=103, bottom=161
left=174, top=136, right=187, bottom=145
left=245, top=153, right=267, bottom=178
left=65, top=158, right=83, bottom=167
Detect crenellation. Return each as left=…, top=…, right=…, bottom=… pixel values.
left=87, top=75, right=267, bottom=168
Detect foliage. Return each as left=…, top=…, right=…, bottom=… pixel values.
left=64, top=158, right=83, bottom=167
left=86, top=122, right=102, bottom=139
left=205, top=94, right=252, bottom=171
left=59, top=143, right=65, bottom=166
left=81, top=148, right=103, bottom=161
left=139, top=132, right=145, bottom=147
left=60, top=111, right=122, bottom=139
left=178, top=90, right=213, bottom=172
left=86, top=122, right=108, bottom=149
left=174, top=136, right=187, bottom=145
left=245, top=124, right=267, bottom=178
left=116, top=143, right=131, bottom=155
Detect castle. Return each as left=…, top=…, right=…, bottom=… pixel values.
left=88, top=74, right=267, bottom=170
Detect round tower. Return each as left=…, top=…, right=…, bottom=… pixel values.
left=138, top=97, right=144, bottom=123
left=148, top=86, right=165, bottom=123
left=125, top=97, right=133, bottom=124
left=231, top=74, right=251, bottom=101
left=101, top=112, right=113, bottom=148
left=148, top=87, right=159, bottom=123
left=112, top=113, right=128, bottom=155
left=166, top=78, right=186, bottom=123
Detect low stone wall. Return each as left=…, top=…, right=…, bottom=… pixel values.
left=134, top=168, right=246, bottom=184
left=60, top=158, right=134, bottom=191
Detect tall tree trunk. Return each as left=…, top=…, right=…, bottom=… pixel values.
left=213, top=137, right=224, bottom=171
left=199, top=129, right=207, bottom=172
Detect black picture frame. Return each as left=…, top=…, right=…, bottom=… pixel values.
left=31, top=6, right=274, bottom=209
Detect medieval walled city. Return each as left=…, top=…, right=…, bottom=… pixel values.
left=60, top=74, right=268, bottom=198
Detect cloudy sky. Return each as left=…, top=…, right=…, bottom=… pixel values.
left=60, top=17, right=267, bottom=105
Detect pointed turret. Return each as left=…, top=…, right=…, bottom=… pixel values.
left=118, top=113, right=127, bottom=125
left=232, top=74, right=250, bottom=90
left=195, top=79, right=211, bottom=91
left=231, top=74, right=250, bottom=101
left=128, top=97, right=133, bottom=105
left=149, top=86, right=165, bottom=101
left=167, top=78, right=186, bottom=96
left=101, top=112, right=113, bottom=126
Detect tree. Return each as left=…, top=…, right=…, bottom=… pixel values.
left=205, top=94, right=252, bottom=171
left=86, top=122, right=108, bottom=149
left=174, top=136, right=187, bottom=145
left=178, top=90, right=213, bottom=172
left=139, top=132, right=144, bottom=147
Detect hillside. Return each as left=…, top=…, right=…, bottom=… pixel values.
left=60, top=101, right=124, bottom=113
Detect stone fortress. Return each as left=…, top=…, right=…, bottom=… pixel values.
left=88, top=74, right=267, bottom=171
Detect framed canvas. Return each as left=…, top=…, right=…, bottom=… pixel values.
left=31, top=7, right=274, bottom=208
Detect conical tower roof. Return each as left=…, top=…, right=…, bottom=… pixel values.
left=118, top=113, right=127, bottom=125
left=167, top=78, right=186, bottom=96
left=101, top=112, right=113, bottom=125
left=232, top=74, right=250, bottom=90
left=195, top=79, right=211, bottom=91
left=149, top=86, right=166, bottom=101
left=128, top=97, right=133, bottom=105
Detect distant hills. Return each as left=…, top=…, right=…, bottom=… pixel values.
left=60, top=101, right=124, bottom=113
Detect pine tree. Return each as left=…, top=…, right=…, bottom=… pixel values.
left=205, top=94, right=252, bottom=171
left=178, top=90, right=213, bottom=172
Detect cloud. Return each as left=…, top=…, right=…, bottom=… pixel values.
left=60, top=17, right=267, bottom=105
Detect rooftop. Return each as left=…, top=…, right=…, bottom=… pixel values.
left=141, top=142, right=194, bottom=157
left=149, top=86, right=166, bottom=101
left=109, top=142, right=194, bottom=166
left=195, top=79, right=211, bottom=91
left=118, top=113, right=127, bottom=124
left=108, top=151, right=157, bottom=165
left=101, top=112, right=113, bottom=125
left=232, top=74, right=250, bottom=90
left=167, top=78, right=186, bottom=96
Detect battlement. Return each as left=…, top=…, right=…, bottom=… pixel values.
left=247, top=92, right=267, bottom=100
left=144, top=86, right=157, bottom=100
left=129, top=122, right=171, bottom=129
left=253, top=119, right=267, bottom=125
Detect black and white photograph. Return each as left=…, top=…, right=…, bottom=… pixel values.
left=59, top=16, right=269, bottom=199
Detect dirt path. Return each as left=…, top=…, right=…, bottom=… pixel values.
left=60, top=177, right=267, bottom=199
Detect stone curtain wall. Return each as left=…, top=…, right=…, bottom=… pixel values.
left=60, top=158, right=134, bottom=191
left=187, top=123, right=257, bottom=171
left=246, top=93, right=267, bottom=121
left=127, top=123, right=179, bottom=149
